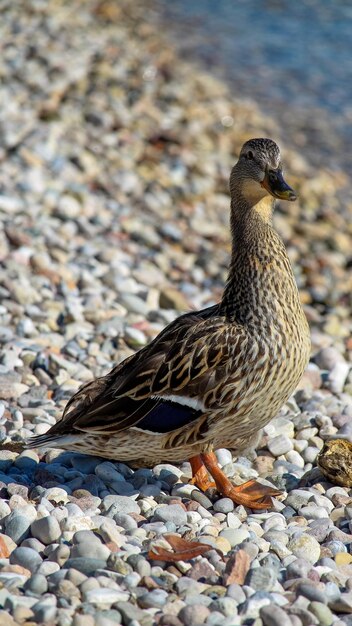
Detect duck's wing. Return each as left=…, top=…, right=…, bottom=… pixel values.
left=32, top=305, right=246, bottom=441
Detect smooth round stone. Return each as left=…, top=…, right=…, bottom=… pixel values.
left=308, top=601, right=334, bottom=626
left=24, top=573, right=48, bottom=595
left=178, top=604, right=210, bottom=626
left=31, top=516, right=61, bottom=544
left=267, top=434, right=293, bottom=457
left=297, top=582, right=327, bottom=604
left=10, top=547, right=43, bottom=573
left=102, top=495, right=139, bottom=515
left=70, top=542, right=111, bottom=560
left=226, top=583, right=246, bottom=603
left=191, top=491, right=213, bottom=509
left=154, top=504, right=187, bottom=526
left=215, top=449, right=233, bottom=467
left=245, top=567, right=277, bottom=591
left=213, top=498, right=234, bottom=514
left=288, top=534, right=321, bottom=564
left=260, top=604, right=293, bottom=626
left=72, top=530, right=102, bottom=545
left=4, top=514, right=31, bottom=543
left=139, top=588, right=168, bottom=609
left=113, top=512, right=138, bottom=532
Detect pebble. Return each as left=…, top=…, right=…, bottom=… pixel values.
left=288, top=535, right=321, bottom=564
left=9, top=547, right=43, bottom=573
left=245, top=567, right=278, bottom=591
left=31, top=516, right=61, bottom=544
left=154, top=504, right=187, bottom=526
left=260, top=604, right=293, bottom=626
left=268, top=435, right=294, bottom=456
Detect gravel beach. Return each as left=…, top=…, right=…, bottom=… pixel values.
left=0, top=1, right=352, bottom=625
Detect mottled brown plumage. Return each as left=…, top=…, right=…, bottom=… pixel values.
left=28, top=138, right=311, bottom=508
left=317, top=439, right=352, bottom=487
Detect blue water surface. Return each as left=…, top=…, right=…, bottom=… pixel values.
left=158, top=0, right=352, bottom=168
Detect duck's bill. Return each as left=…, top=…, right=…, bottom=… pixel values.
left=261, top=169, right=297, bottom=201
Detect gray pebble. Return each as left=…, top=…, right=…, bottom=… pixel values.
left=4, top=514, right=31, bottom=543
left=213, top=498, right=234, bottom=513
left=191, top=490, right=213, bottom=509
left=24, top=573, right=48, bottom=595
left=31, top=515, right=61, bottom=544
left=215, top=449, right=233, bottom=467
left=178, top=604, right=210, bottom=626
left=154, top=504, right=187, bottom=526
left=268, top=434, right=293, bottom=456
left=103, top=495, right=139, bottom=515
left=10, top=547, right=43, bottom=573
left=297, top=582, right=328, bottom=604
left=288, top=534, right=321, bottom=564
left=113, top=512, right=138, bottom=531
left=308, top=601, right=334, bottom=626
left=245, top=567, right=277, bottom=591
left=260, top=604, right=293, bottom=626
left=139, top=588, right=168, bottom=608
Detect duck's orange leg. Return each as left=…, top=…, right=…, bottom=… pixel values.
left=200, top=451, right=281, bottom=510
left=189, top=454, right=216, bottom=491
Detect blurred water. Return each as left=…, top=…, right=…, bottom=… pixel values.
left=158, top=0, right=352, bottom=170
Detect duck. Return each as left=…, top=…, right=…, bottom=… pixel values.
left=27, top=138, right=311, bottom=509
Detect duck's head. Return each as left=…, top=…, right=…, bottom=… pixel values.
left=230, top=138, right=297, bottom=207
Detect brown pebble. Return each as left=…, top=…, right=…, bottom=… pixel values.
left=187, top=559, right=215, bottom=581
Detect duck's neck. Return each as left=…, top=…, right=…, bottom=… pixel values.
left=221, top=194, right=296, bottom=324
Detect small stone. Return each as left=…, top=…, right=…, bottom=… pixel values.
left=24, top=573, right=48, bottom=595
left=335, top=552, right=352, bottom=565
left=308, top=602, right=334, bottom=626
left=260, top=604, right=293, bottom=626
left=288, top=534, right=321, bottom=564
left=213, top=498, right=234, bottom=513
left=139, top=588, right=168, bottom=609
left=31, top=515, right=61, bottom=544
left=178, top=604, right=210, bottom=626
left=215, top=449, right=233, bottom=467
left=267, top=434, right=293, bottom=456
left=10, top=547, right=43, bottom=573
left=154, top=504, right=187, bottom=526
left=245, top=566, right=277, bottom=591
left=4, top=514, right=31, bottom=544
left=102, top=495, right=139, bottom=515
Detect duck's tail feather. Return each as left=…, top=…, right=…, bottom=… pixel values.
left=26, top=433, right=81, bottom=450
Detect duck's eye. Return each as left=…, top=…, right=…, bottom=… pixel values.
left=246, top=150, right=254, bottom=160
